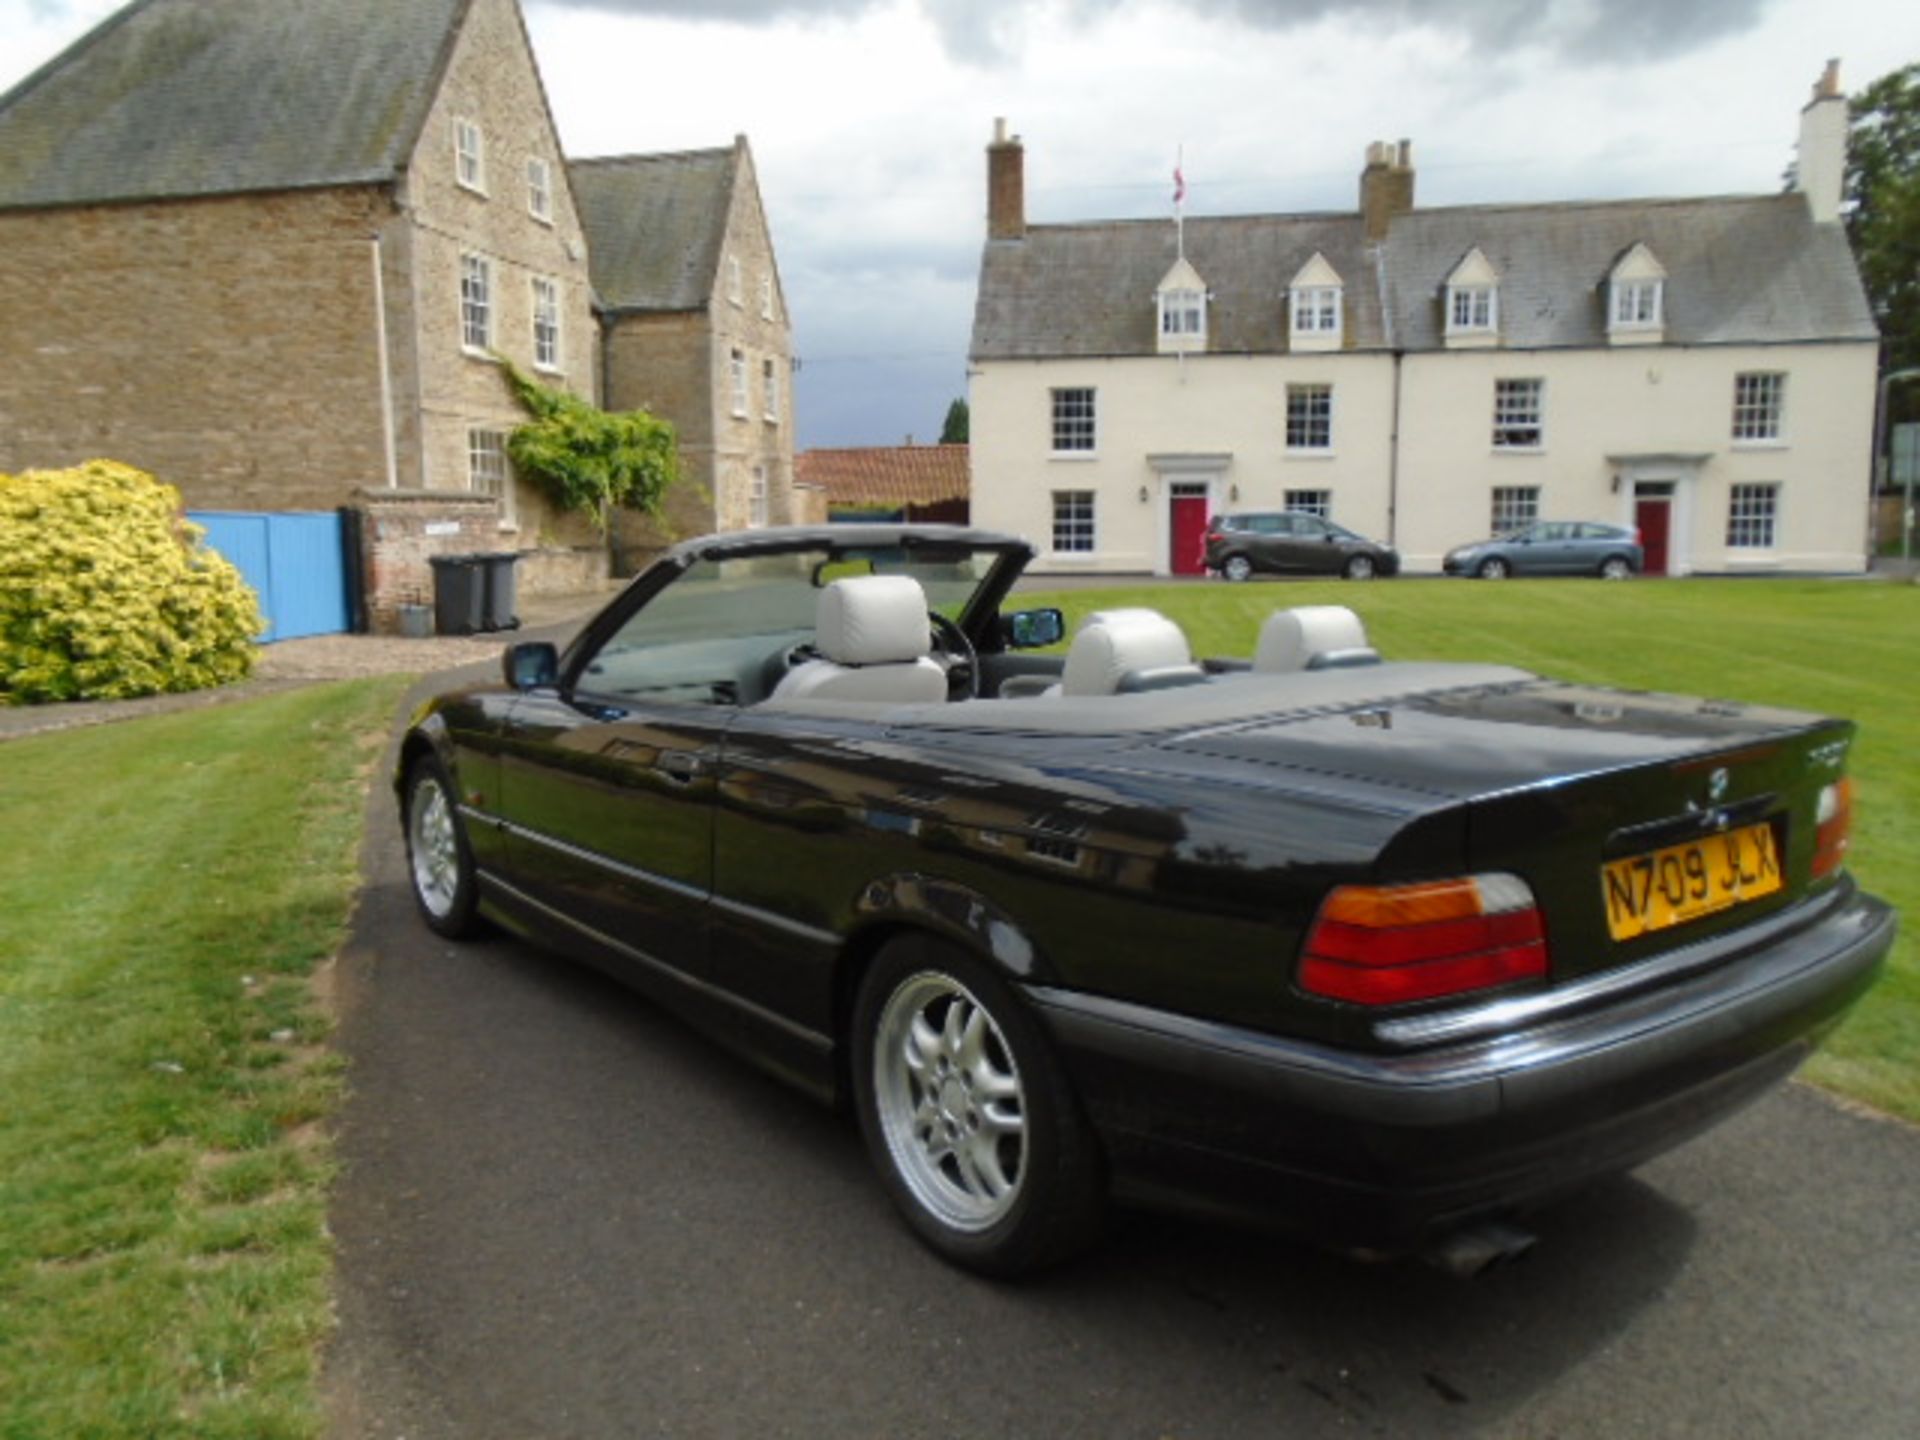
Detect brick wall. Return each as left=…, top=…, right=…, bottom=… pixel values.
left=0, top=186, right=392, bottom=506
left=356, top=489, right=501, bottom=633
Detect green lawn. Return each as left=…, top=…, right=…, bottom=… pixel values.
left=1019, top=576, right=1920, bottom=1123
left=0, top=678, right=409, bottom=1440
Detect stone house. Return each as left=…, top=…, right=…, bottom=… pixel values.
left=970, top=67, right=1879, bottom=577
left=0, top=0, right=792, bottom=627
left=570, top=141, right=795, bottom=569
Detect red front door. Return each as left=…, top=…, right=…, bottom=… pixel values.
left=1635, top=498, right=1671, bottom=576
left=1171, top=494, right=1209, bottom=575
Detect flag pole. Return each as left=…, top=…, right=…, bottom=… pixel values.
left=1173, top=144, right=1186, bottom=261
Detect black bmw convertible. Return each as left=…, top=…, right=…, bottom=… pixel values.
left=398, top=525, right=1893, bottom=1276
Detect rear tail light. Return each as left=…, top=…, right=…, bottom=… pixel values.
left=1298, top=873, right=1548, bottom=1006
left=1812, top=778, right=1853, bottom=877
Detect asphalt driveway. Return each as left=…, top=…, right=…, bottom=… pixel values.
left=325, top=676, right=1920, bottom=1440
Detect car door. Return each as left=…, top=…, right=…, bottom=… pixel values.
left=1291, top=515, right=1342, bottom=574
left=1258, top=514, right=1305, bottom=572
left=490, top=610, right=744, bottom=983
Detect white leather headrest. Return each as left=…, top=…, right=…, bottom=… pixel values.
left=1061, top=609, right=1192, bottom=696
left=1255, top=605, right=1370, bottom=672
left=816, top=575, right=932, bottom=665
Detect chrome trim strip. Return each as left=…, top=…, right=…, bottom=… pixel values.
left=506, top=820, right=709, bottom=905
left=483, top=814, right=841, bottom=948
left=476, top=872, right=831, bottom=1055
left=1372, top=883, right=1852, bottom=1049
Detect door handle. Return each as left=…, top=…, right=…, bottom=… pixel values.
left=657, top=751, right=705, bottom=784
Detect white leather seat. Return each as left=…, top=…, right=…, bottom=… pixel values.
left=769, top=574, right=949, bottom=703
left=1057, top=608, right=1203, bottom=696
left=1254, top=605, right=1379, bottom=672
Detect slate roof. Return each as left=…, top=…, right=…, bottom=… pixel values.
left=570, top=148, right=737, bottom=313
left=0, top=0, right=468, bottom=211
left=795, top=445, right=971, bottom=507
left=972, top=193, right=1876, bottom=359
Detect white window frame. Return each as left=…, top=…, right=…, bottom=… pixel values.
left=1610, top=277, right=1662, bottom=330
left=748, top=466, right=769, bottom=529
left=468, top=427, right=514, bottom=526
left=1050, top=387, right=1096, bottom=455
left=1284, top=488, right=1331, bottom=518
left=1490, top=485, right=1539, bottom=533
left=1050, top=490, right=1096, bottom=554
left=1285, top=383, right=1333, bottom=452
left=729, top=348, right=748, bottom=417
left=1726, top=483, right=1779, bottom=549
left=728, top=256, right=743, bottom=307
left=1449, top=283, right=1496, bottom=334
left=1492, top=377, right=1544, bottom=450
left=761, top=357, right=780, bottom=422
left=460, top=253, right=492, bottom=353
left=1291, top=286, right=1341, bottom=337
left=531, top=275, right=560, bottom=372
left=1732, top=372, right=1786, bottom=443
left=760, top=273, right=775, bottom=320
left=454, top=117, right=486, bottom=194
left=526, top=156, right=553, bottom=223
left=1159, top=288, right=1206, bottom=338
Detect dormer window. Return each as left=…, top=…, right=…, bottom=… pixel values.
left=1154, top=257, right=1208, bottom=354
left=1443, top=247, right=1501, bottom=347
left=1160, top=289, right=1205, bottom=337
left=1286, top=253, right=1344, bottom=352
left=1606, top=243, right=1667, bottom=344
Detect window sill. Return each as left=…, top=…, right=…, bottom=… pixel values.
left=462, top=347, right=499, bottom=363
left=534, top=363, right=563, bottom=377
left=457, top=181, right=490, bottom=199
left=1284, top=448, right=1336, bottom=460
left=1046, top=552, right=1103, bottom=563
left=530, top=211, right=554, bottom=227
left=1049, top=451, right=1098, bottom=461
left=1724, top=553, right=1781, bottom=567
left=1491, top=445, right=1545, bottom=456
left=1730, top=440, right=1788, bottom=451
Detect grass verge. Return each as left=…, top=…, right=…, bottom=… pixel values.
left=1018, top=576, right=1919, bottom=1124
left=0, top=677, right=409, bottom=1439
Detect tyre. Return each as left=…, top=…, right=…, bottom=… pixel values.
left=1597, top=555, right=1633, bottom=580
left=1343, top=554, right=1377, bottom=581
left=1477, top=556, right=1511, bottom=580
left=403, top=755, right=486, bottom=938
left=852, top=933, right=1103, bottom=1276
left=1222, top=554, right=1253, bottom=582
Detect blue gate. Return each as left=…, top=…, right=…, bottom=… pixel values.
left=188, top=511, right=351, bottom=643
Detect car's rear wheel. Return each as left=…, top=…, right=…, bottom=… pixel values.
left=1343, top=554, right=1377, bottom=581
left=1477, top=557, right=1511, bottom=580
left=1221, top=554, right=1253, bottom=582
left=404, top=755, right=485, bottom=938
left=853, top=933, right=1102, bottom=1276
left=1597, top=556, right=1633, bottom=580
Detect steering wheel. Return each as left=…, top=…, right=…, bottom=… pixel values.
left=928, top=611, right=979, bottom=699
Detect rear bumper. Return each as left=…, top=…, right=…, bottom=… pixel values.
left=1027, top=880, right=1894, bottom=1249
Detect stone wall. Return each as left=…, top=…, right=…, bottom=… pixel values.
left=0, top=186, right=392, bottom=506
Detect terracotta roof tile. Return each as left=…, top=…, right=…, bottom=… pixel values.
left=795, top=445, right=970, bottom=507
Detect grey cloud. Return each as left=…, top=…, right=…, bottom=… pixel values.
left=539, top=0, right=1772, bottom=64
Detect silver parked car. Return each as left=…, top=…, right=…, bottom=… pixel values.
left=1443, top=521, right=1643, bottom=579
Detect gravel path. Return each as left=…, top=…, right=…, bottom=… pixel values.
left=0, top=588, right=614, bottom=743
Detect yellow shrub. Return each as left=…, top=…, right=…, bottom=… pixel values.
left=0, top=460, right=261, bottom=704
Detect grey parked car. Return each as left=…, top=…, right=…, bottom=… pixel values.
left=1443, top=521, right=1643, bottom=579
left=1204, top=511, right=1400, bottom=581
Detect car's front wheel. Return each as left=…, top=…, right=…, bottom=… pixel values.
left=853, top=933, right=1103, bottom=1276
left=1221, top=554, right=1253, bottom=582
left=1597, top=556, right=1633, bottom=580
left=1477, top=557, right=1511, bottom=580
left=403, top=755, right=485, bottom=938
left=1343, top=554, right=1377, bottom=581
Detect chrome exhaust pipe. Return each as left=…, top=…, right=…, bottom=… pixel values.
left=1422, top=1221, right=1537, bottom=1279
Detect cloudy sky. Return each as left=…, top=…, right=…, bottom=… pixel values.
left=5, top=0, right=1918, bottom=448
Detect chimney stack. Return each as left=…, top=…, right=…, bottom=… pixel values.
left=1360, top=138, right=1415, bottom=242
left=1794, top=59, right=1847, bottom=224
left=987, top=117, right=1025, bottom=241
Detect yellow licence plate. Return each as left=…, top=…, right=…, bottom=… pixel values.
left=1602, top=821, right=1782, bottom=942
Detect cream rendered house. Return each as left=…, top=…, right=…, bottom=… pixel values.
left=970, top=67, right=1877, bottom=577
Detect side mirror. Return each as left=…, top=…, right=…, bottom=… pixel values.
left=1000, top=607, right=1066, bottom=650
left=503, top=641, right=558, bottom=691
